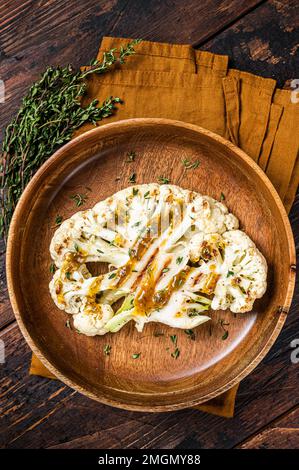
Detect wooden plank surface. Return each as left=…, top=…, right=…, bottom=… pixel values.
left=0, top=0, right=298, bottom=449
left=201, top=0, right=299, bottom=87
left=238, top=407, right=299, bottom=448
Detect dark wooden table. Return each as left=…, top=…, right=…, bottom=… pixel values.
left=0, top=0, right=298, bottom=449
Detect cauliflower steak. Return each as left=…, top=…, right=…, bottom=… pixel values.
left=49, top=184, right=267, bottom=336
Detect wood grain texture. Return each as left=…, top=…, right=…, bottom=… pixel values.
left=0, top=0, right=298, bottom=450
left=0, top=0, right=263, bottom=141
left=5, top=119, right=296, bottom=412
left=201, top=0, right=299, bottom=87
left=0, top=276, right=298, bottom=449
left=239, top=406, right=299, bottom=448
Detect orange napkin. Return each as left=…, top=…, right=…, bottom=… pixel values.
left=30, top=37, right=299, bottom=417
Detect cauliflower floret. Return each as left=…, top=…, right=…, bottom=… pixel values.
left=192, top=196, right=239, bottom=234
left=73, top=305, right=114, bottom=336
left=211, top=230, right=267, bottom=313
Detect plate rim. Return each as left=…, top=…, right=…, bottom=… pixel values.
left=6, top=118, right=296, bottom=412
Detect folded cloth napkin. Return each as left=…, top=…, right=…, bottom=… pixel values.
left=30, top=37, right=299, bottom=418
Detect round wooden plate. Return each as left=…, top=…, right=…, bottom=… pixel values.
left=7, top=118, right=295, bottom=412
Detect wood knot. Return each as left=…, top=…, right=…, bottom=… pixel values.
left=277, top=305, right=289, bottom=315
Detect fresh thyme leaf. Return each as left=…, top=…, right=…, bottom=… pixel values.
left=170, top=334, right=177, bottom=345
left=182, top=158, right=200, bottom=170
left=171, top=348, right=180, bottom=359
left=188, top=310, right=200, bottom=317
left=0, top=39, right=142, bottom=240
left=133, top=221, right=141, bottom=227
left=132, top=353, right=141, bottom=359
left=97, top=249, right=104, bottom=254
left=49, top=263, right=56, bottom=274
left=108, top=272, right=116, bottom=279
left=104, top=344, right=112, bottom=355
left=184, top=329, right=195, bottom=340
left=176, top=256, right=183, bottom=264
left=126, top=151, right=136, bottom=162
left=162, top=268, right=170, bottom=273
left=132, top=187, right=139, bottom=196
left=218, top=318, right=230, bottom=340
left=70, top=193, right=88, bottom=207
left=144, top=191, right=150, bottom=199
left=55, top=215, right=63, bottom=226
left=158, top=176, right=170, bottom=184
left=65, top=271, right=71, bottom=280
left=128, top=173, right=136, bottom=184
left=74, top=243, right=79, bottom=252
left=220, top=192, right=225, bottom=201
left=222, top=331, right=229, bottom=340
left=227, top=270, right=234, bottom=277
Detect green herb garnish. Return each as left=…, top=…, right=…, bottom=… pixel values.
left=144, top=191, right=150, bottom=199
left=65, top=271, right=71, bottom=280
left=49, top=263, right=56, bottom=274
left=70, top=193, right=88, bottom=207
left=227, top=270, right=234, bottom=277
left=104, top=344, right=112, bottom=356
left=184, top=329, right=195, bottom=340
left=132, top=187, right=139, bottom=196
left=128, top=173, right=136, bottom=184
left=182, top=158, right=200, bottom=170
left=158, top=176, right=170, bottom=184
left=220, top=192, right=225, bottom=201
left=55, top=215, right=63, bottom=226
left=170, top=334, right=177, bottom=345
left=171, top=348, right=180, bottom=359
left=108, top=272, right=116, bottom=279
left=162, top=268, right=170, bottom=273
left=126, top=151, right=136, bottom=162
left=219, top=318, right=230, bottom=340
left=132, top=353, right=141, bottom=359
left=176, top=256, right=183, bottom=264
left=0, top=39, right=142, bottom=240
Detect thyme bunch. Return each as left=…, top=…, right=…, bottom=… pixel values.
left=0, top=39, right=141, bottom=240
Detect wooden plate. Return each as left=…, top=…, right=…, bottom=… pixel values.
left=7, top=118, right=296, bottom=412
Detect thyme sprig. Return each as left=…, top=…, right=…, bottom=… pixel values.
left=0, top=39, right=141, bottom=240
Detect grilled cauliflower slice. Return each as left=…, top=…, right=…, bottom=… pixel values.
left=49, top=184, right=267, bottom=336
left=211, top=230, right=267, bottom=313
left=73, top=305, right=114, bottom=336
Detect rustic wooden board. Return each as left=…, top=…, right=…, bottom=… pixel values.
left=238, top=407, right=299, bottom=449
left=0, top=0, right=298, bottom=450
left=0, top=0, right=262, bottom=140
left=0, top=273, right=298, bottom=449
left=201, top=0, right=299, bottom=87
